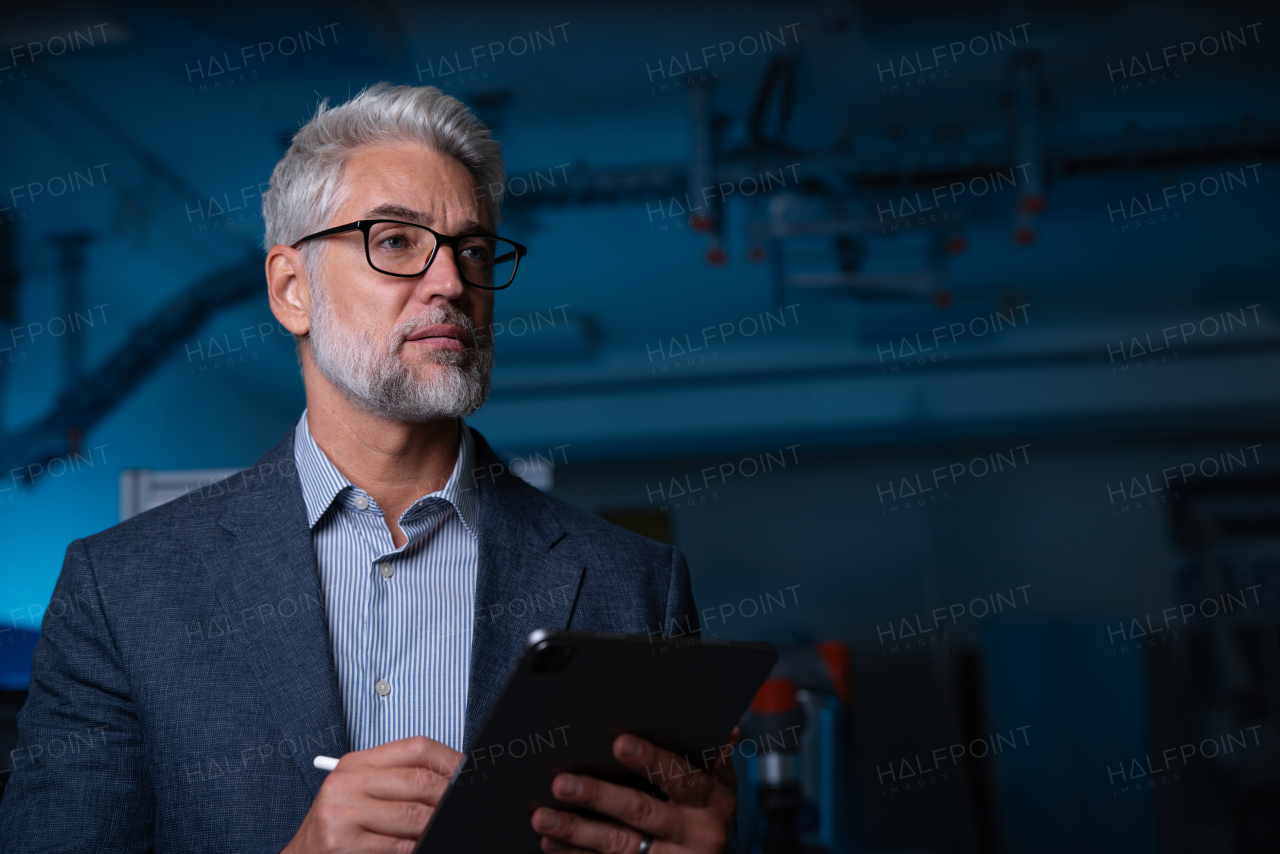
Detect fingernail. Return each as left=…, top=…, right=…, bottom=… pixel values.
left=554, top=774, right=582, bottom=797
left=618, top=736, right=640, bottom=758
left=534, top=809, right=559, bottom=832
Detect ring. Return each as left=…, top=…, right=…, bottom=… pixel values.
left=637, top=834, right=654, bottom=854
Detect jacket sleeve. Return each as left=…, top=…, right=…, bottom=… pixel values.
left=0, top=538, right=156, bottom=852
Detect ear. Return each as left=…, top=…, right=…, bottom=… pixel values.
left=266, top=244, right=312, bottom=337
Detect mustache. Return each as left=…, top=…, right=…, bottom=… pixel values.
left=393, top=307, right=489, bottom=349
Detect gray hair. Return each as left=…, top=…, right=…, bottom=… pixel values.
left=261, top=82, right=505, bottom=253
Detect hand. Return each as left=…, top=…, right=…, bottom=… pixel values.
left=282, top=735, right=462, bottom=854
left=531, top=728, right=740, bottom=854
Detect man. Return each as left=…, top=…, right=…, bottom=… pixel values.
left=0, top=84, right=738, bottom=854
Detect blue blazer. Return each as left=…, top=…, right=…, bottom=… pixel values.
left=0, top=424, right=702, bottom=853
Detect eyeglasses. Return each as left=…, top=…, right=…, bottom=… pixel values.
left=290, top=219, right=527, bottom=290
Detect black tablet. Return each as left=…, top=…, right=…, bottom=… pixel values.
left=414, top=629, right=777, bottom=853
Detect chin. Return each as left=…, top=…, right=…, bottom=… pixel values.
left=403, top=347, right=468, bottom=368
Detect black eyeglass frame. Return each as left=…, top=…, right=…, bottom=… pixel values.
left=290, top=219, right=527, bottom=290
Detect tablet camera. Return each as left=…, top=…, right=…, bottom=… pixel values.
left=529, top=641, right=576, bottom=674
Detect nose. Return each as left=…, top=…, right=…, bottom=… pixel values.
left=413, top=242, right=467, bottom=302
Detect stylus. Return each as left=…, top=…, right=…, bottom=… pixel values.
left=313, top=755, right=339, bottom=771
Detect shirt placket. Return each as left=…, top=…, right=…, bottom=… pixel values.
left=389, top=501, right=449, bottom=742
left=357, top=493, right=454, bottom=747
left=345, top=491, right=399, bottom=748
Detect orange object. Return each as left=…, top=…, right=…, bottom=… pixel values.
left=816, top=640, right=853, bottom=707
left=751, top=677, right=798, bottom=714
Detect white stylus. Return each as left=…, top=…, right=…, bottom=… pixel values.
left=313, top=755, right=340, bottom=772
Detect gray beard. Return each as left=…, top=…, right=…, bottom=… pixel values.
left=306, top=281, right=493, bottom=422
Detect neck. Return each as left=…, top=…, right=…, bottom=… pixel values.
left=303, top=364, right=462, bottom=548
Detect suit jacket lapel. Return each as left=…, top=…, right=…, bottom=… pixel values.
left=462, top=430, right=584, bottom=751
left=204, top=429, right=349, bottom=800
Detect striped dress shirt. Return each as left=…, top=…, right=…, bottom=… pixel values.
left=293, top=410, right=478, bottom=753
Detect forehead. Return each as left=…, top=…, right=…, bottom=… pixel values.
left=335, top=143, right=486, bottom=224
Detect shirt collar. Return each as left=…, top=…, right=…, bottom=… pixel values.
left=292, top=409, right=478, bottom=537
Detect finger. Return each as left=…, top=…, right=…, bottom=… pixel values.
left=540, top=837, right=598, bottom=854
left=350, top=794, right=437, bottom=841
left=532, top=806, right=653, bottom=854
left=539, top=837, right=595, bottom=854
left=357, top=765, right=453, bottom=806
left=310, top=782, right=436, bottom=844
left=547, top=772, right=679, bottom=840
left=297, top=822, right=426, bottom=854
left=344, top=735, right=462, bottom=777
left=613, top=734, right=719, bottom=806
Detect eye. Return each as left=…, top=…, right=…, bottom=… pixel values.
left=368, top=224, right=421, bottom=253
left=378, top=231, right=417, bottom=251
left=459, top=241, right=493, bottom=263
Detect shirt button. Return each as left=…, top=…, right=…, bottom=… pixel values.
left=353, top=495, right=369, bottom=510
left=375, top=679, right=391, bottom=697
left=379, top=561, right=393, bottom=578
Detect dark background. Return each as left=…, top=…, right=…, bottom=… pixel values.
left=0, top=2, right=1277, bottom=852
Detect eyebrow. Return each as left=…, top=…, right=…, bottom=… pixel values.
left=365, top=204, right=495, bottom=236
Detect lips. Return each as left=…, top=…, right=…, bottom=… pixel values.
left=405, top=323, right=471, bottom=347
